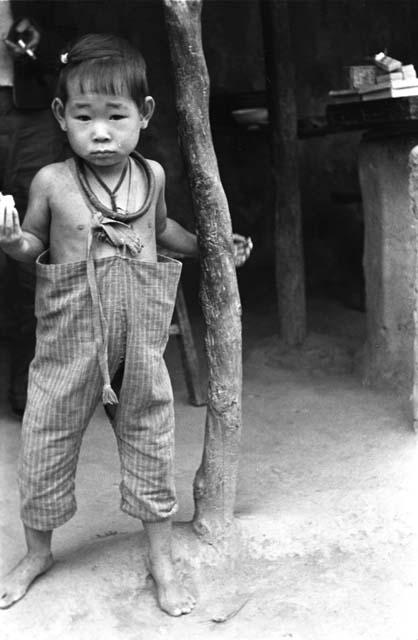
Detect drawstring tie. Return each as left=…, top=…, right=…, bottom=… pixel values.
left=70, top=152, right=154, bottom=405
left=86, top=214, right=143, bottom=405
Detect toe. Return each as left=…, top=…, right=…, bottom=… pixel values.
left=0, top=593, right=13, bottom=609
left=160, top=597, right=182, bottom=617
left=180, top=594, right=196, bottom=614
left=182, top=604, right=193, bottom=614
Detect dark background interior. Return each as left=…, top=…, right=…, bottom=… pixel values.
left=2, top=0, right=417, bottom=320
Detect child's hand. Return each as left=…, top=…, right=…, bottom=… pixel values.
left=0, top=193, right=23, bottom=251
left=232, top=234, right=253, bottom=268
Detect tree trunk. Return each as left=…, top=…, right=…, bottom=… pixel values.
left=408, top=145, right=418, bottom=431
left=163, top=0, right=242, bottom=543
left=260, top=0, right=306, bottom=346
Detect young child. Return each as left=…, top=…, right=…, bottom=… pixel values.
left=0, top=34, right=251, bottom=616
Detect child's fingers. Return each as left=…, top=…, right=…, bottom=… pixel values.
left=233, top=235, right=253, bottom=248
left=1, top=195, right=8, bottom=231
left=234, top=238, right=252, bottom=254
left=232, top=235, right=253, bottom=268
left=12, top=208, right=20, bottom=232
left=233, top=233, right=247, bottom=244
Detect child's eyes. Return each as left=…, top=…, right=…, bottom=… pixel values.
left=73, top=114, right=127, bottom=122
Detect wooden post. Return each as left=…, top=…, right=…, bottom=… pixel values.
left=163, top=0, right=242, bottom=542
left=259, top=0, right=306, bottom=345
left=360, top=134, right=418, bottom=395
left=170, top=284, right=207, bottom=406
left=409, top=145, right=418, bottom=431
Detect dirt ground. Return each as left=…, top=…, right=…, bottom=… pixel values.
left=0, top=294, right=416, bottom=640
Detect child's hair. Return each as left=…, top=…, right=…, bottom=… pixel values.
left=55, top=33, right=149, bottom=111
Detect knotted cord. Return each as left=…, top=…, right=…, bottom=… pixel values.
left=69, top=152, right=155, bottom=404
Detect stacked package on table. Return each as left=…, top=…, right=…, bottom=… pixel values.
left=328, top=53, right=418, bottom=103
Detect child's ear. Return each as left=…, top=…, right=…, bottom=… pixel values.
left=51, top=98, right=67, bottom=131
left=139, top=96, right=155, bottom=129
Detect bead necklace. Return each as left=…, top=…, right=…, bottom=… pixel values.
left=84, top=158, right=132, bottom=215
left=74, top=151, right=155, bottom=223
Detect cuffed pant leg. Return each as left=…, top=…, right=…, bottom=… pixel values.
left=19, top=344, right=102, bottom=530
left=5, top=258, right=36, bottom=411
left=112, top=360, right=177, bottom=523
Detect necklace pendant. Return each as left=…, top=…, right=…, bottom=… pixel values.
left=76, top=153, right=154, bottom=223
left=110, top=195, right=118, bottom=212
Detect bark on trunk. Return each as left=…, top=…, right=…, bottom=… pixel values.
left=260, top=0, right=307, bottom=345
left=163, top=0, right=242, bottom=543
left=408, top=145, right=418, bottom=431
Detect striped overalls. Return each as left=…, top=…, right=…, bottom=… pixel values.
left=18, top=155, right=182, bottom=529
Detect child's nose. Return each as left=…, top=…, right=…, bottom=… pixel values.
left=92, top=122, right=111, bottom=141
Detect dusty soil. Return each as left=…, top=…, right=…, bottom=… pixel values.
left=0, top=296, right=416, bottom=640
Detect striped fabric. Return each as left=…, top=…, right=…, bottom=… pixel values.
left=19, top=251, right=182, bottom=530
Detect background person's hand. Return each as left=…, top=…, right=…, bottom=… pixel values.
left=4, top=18, right=40, bottom=59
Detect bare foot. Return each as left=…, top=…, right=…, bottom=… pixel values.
left=0, top=552, right=54, bottom=609
left=147, top=554, right=196, bottom=617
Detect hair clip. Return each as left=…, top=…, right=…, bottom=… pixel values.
left=60, top=52, right=69, bottom=64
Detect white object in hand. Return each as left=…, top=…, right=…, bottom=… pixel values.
left=0, top=193, right=16, bottom=211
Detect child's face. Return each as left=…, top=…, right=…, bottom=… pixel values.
left=53, top=80, right=154, bottom=169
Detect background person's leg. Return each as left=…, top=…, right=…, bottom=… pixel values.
left=2, top=109, right=67, bottom=415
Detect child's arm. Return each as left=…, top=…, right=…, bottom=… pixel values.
left=0, top=168, right=50, bottom=262
left=152, top=162, right=197, bottom=256
left=158, top=219, right=253, bottom=266
left=153, top=161, right=253, bottom=265
left=158, top=217, right=198, bottom=257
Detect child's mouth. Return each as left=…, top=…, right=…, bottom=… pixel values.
left=91, top=150, right=115, bottom=157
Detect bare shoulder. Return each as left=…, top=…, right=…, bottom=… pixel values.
left=31, top=161, right=72, bottom=196
left=145, top=158, right=166, bottom=190
left=22, top=163, right=71, bottom=241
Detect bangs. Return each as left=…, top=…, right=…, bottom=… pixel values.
left=60, top=56, right=148, bottom=109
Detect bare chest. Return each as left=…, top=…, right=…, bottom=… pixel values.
left=48, top=177, right=157, bottom=262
